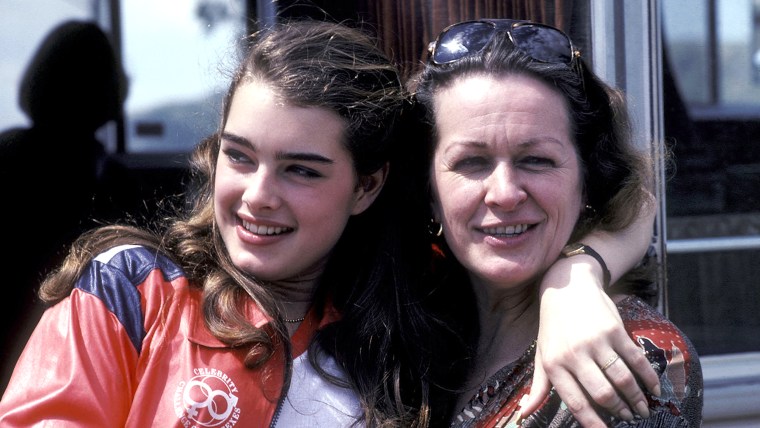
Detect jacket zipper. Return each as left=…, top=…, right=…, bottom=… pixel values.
left=269, top=343, right=294, bottom=428
left=269, top=393, right=285, bottom=428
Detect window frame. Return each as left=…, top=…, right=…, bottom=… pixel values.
left=590, top=0, right=760, bottom=424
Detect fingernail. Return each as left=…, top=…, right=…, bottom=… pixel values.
left=653, top=383, right=662, bottom=397
left=635, top=401, right=650, bottom=419
left=619, top=408, right=634, bottom=421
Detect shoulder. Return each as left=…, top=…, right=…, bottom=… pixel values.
left=616, top=296, right=698, bottom=367
left=616, top=296, right=700, bottom=374
left=87, top=244, right=184, bottom=280
left=617, top=296, right=704, bottom=427
left=76, top=244, right=185, bottom=306
left=74, top=244, right=187, bottom=352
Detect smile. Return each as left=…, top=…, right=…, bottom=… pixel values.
left=242, top=220, right=294, bottom=236
left=480, top=224, right=530, bottom=236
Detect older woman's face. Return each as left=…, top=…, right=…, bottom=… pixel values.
left=430, top=73, right=584, bottom=293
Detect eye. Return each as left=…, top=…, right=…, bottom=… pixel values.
left=520, top=156, right=555, bottom=169
left=286, top=164, right=323, bottom=179
left=451, top=155, right=490, bottom=172
left=222, top=148, right=252, bottom=164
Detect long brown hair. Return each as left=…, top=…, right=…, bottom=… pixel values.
left=39, top=19, right=438, bottom=427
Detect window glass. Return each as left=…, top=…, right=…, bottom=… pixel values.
left=662, top=0, right=711, bottom=105
left=662, top=0, right=760, bottom=355
left=121, top=0, right=246, bottom=153
left=717, top=0, right=760, bottom=105
left=0, top=0, right=92, bottom=132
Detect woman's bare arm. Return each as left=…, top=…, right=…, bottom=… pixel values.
left=523, top=193, right=661, bottom=428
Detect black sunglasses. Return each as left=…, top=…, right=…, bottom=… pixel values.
left=428, top=19, right=580, bottom=66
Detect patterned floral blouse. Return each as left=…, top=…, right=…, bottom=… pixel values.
left=452, top=296, right=703, bottom=427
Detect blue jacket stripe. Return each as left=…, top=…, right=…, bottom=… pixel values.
left=74, top=246, right=184, bottom=354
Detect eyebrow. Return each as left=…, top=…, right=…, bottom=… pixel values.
left=443, top=137, right=567, bottom=154
left=518, top=137, right=568, bottom=149
left=442, top=140, right=486, bottom=155
left=221, top=131, right=334, bottom=164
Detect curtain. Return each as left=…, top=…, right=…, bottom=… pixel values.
left=358, top=0, right=582, bottom=79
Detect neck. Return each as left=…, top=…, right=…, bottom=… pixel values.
left=269, top=275, right=319, bottom=323
left=473, top=278, right=540, bottom=336
left=465, top=281, right=540, bottom=393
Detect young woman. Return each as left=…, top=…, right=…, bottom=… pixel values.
left=0, top=20, right=411, bottom=427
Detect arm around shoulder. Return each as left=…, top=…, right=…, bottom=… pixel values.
left=526, top=191, right=660, bottom=425
left=620, top=297, right=703, bottom=428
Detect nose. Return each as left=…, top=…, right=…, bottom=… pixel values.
left=483, top=163, right=527, bottom=210
left=242, top=167, right=282, bottom=211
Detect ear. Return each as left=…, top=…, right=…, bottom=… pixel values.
left=351, top=162, right=389, bottom=215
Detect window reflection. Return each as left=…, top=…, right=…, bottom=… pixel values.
left=662, top=0, right=760, bottom=355
left=121, top=0, right=245, bottom=153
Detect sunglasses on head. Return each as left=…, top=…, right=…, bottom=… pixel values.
left=428, top=19, right=580, bottom=66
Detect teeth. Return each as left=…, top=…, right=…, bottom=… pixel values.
left=482, top=224, right=528, bottom=236
left=242, top=220, right=291, bottom=236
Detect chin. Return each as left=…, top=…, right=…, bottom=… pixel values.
left=228, top=253, right=260, bottom=275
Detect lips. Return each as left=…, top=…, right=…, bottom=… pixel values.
left=242, top=220, right=294, bottom=236
left=480, top=223, right=530, bottom=236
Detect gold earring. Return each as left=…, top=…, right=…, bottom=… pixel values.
left=428, top=219, right=443, bottom=237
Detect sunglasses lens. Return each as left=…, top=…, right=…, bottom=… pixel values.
left=433, top=22, right=494, bottom=64
left=510, top=24, right=573, bottom=64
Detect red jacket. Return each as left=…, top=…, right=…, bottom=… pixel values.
left=0, top=245, right=359, bottom=427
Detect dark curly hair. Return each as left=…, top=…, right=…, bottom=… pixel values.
left=410, top=29, right=656, bottom=303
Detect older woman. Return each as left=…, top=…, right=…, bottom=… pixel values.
left=412, top=19, right=703, bottom=427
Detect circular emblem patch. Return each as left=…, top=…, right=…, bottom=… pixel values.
left=174, top=368, right=241, bottom=427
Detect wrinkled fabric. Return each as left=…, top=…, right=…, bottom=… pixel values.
left=453, top=296, right=703, bottom=428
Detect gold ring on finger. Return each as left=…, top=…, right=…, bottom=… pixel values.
left=600, top=353, right=620, bottom=371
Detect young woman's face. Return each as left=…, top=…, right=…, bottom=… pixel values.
left=214, top=80, right=379, bottom=283
left=430, top=73, right=584, bottom=295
